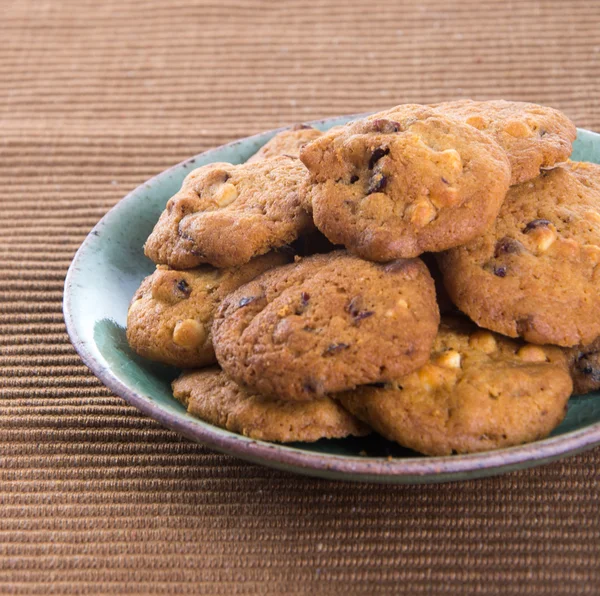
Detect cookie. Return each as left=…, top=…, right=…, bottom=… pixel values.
left=438, top=162, right=600, bottom=347
left=567, top=337, right=600, bottom=395
left=172, top=367, right=370, bottom=443
left=212, top=251, right=440, bottom=401
left=299, top=104, right=511, bottom=261
left=247, top=124, right=323, bottom=163
left=337, top=317, right=572, bottom=456
left=433, top=99, right=576, bottom=185
left=144, top=156, right=313, bottom=269
left=126, top=252, right=289, bottom=368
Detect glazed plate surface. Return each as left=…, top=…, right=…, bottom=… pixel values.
left=63, top=116, right=600, bottom=483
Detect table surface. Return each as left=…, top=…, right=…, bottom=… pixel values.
left=2, top=1, right=600, bottom=594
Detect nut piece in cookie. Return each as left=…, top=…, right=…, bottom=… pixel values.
left=172, top=367, right=370, bottom=443
left=126, top=252, right=289, bottom=368
left=438, top=162, right=600, bottom=347
left=144, top=156, right=314, bottom=269
left=212, top=251, right=440, bottom=401
left=299, top=104, right=511, bottom=261
left=337, top=317, right=572, bottom=456
left=433, top=99, right=576, bottom=185
left=247, top=124, right=323, bottom=163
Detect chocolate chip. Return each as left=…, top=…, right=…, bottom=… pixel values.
left=350, top=175, right=359, bottom=184
left=494, top=237, right=525, bottom=258
left=367, top=172, right=387, bottom=195
left=368, top=119, right=401, bottom=134
left=345, top=297, right=375, bottom=324
left=576, top=355, right=600, bottom=382
left=238, top=297, right=255, bottom=307
left=523, top=219, right=551, bottom=233
left=353, top=310, right=375, bottom=324
left=324, top=343, right=350, bottom=355
left=295, top=291, right=311, bottom=315
left=493, top=266, right=507, bottom=277
left=176, top=279, right=191, bottom=296
left=345, top=296, right=363, bottom=316
left=539, top=129, right=547, bottom=137
left=368, top=147, right=390, bottom=169
left=178, top=231, right=206, bottom=258
left=441, top=177, right=449, bottom=184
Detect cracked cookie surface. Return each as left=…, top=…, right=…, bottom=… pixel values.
left=172, top=367, right=370, bottom=442
left=337, top=317, right=572, bottom=456
left=126, top=252, right=289, bottom=368
left=212, top=251, right=440, bottom=401
left=247, top=124, right=323, bottom=162
left=433, top=99, right=576, bottom=185
left=144, top=156, right=313, bottom=269
left=299, top=104, right=511, bottom=261
left=438, top=162, right=600, bottom=347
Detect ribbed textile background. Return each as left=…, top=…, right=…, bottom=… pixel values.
left=1, top=1, right=600, bottom=594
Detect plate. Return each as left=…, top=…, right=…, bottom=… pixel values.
left=63, top=115, right=600, bottom=483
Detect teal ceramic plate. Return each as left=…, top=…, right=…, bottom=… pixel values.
left=64, top=116, right=600, bottom=483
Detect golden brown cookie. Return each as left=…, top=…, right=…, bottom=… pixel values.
left=172, top=367, right=370, bottom=443
left=299, top=105, right=511, bottom=261
left=212, top=251, right=440, bottom=401
left=337, top=318, right=572, bottom=456
left=126, top=252, right=289, bottom=368
left=247, top=124, right=323, bottom=162
left=144, top=156, right=313, bottom=269
left=566, top=337, right=600, bottom=395
left=433, top=99, right=577, bottom=185
left=438, top=162, right=600, bottom=347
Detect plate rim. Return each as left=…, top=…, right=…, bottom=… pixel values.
left=63, top=117, right=600, bottom=484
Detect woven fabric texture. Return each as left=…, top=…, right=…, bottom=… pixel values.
left=1, top=0, right=600, bottom=594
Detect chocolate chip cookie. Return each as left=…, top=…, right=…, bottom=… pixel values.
left=438, top=162, right=600, bottom=347
left=337, top=317, right=572, bottom=456
left=144, top=156, right=313, bottom=269
left=173, top=367, right=370, bottom=442
left=433, top=99, right=577, bottom=185
left=247, top=124, right=323, bottom=162
left=126, top=252, right=289, bottom=368
left=299, top=105, right=511, bottom=261
left=212, top=251, right=440, bottom=401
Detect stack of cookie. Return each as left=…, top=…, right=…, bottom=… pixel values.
left=127, top=100, right=600, bottom=456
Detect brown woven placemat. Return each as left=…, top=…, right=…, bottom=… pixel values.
left=2, top=1, right=600, bottom=594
